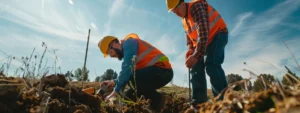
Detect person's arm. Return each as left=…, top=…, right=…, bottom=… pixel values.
left=186, top=35, right=194, bottom=50
left=113, top=38, right=138, bottom=93
left=190, top=1, right=209, bottom=59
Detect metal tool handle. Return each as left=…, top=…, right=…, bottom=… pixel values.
left=188, top=68, right=191, bottom=102
left=97, top=82, right=108, bottom=96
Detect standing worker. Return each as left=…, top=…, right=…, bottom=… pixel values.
left=97, top=33, right=173, bottom=111
left=166, top=0, right=229, bottom=107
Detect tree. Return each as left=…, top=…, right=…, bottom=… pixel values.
left=226, top=74, right=244, bottom=91
left=95, top=76, right=101, bottom=82
left=253, top=74, right=275, bottom=92
left=74, top=67, right=89, bottom=81
left=282, top=66, right=299, bottom=86
left=96, top=69, right=118, bottom=82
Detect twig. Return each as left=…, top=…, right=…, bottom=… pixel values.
left=242, top=69, right=259, bottom=79
left=260, top=75, right=268, bottom=91
left=275, top=78, right=286, bottom=99
left=243, top=68, right=268, bottom=91
left=26, top=47, right=35, bottom=77
left=32, top=55, right=38, bottom=76
left=243, top=62, right=260, bottom=74
left=215, top=79, right=248, bottom=101
left=286, top=73, right=300, bottom=84
left=283, top=74, right=294, bottom=85
left=283, top=41, right=300, bottom=71
left=5, top=56, right=13, bottom=75
left=40, top=58, right=48, bottom=76
left=285, top=66, right=300, bottom=85
left=0, top=49, right=9, bottom=56
left=38, top=43, right=47, bottom=76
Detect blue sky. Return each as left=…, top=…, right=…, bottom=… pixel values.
left=0, top=0, right=299, bottom=88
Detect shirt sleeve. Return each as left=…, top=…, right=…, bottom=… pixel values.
left=113, top=38, right=138, bottom=93
left=186, top=35, right=193, bottom=50
left=189, top=1, right=209, bottom=59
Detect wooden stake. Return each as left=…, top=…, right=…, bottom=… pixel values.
left=82, top=29, right=91, bottom=89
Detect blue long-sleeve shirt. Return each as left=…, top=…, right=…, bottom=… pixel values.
left=113, top=38, right=138, bottom=93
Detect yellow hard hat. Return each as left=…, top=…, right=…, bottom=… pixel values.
left=166, top=0, right=180, bottom=12
left=98, top=36, right=117, bottom=58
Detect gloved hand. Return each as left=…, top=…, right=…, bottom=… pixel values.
left=185, top=48, right=194, bottom=60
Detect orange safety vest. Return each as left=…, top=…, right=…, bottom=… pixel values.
left=182, top=0, right=226, bottom=47
left=121, top=33, right=172, bottom=70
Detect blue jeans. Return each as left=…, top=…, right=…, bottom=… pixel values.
left=191, top=31, right=228, bottom=104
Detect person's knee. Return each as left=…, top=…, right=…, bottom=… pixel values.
left=205, top=64, right=220, bottom=76
left=166, top=69, right=174, bottom=82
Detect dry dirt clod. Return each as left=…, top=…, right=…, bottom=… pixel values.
left=1, top=75, right=300, bottom=113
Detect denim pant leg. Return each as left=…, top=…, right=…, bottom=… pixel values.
left=205, top=32, right=229, bottom=100
left=191, top=57, right=208, bottom=104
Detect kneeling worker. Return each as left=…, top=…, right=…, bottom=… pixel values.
left=97, top=33, right=173, bottom=111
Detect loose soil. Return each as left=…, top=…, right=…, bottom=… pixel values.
left=1, top=74, right=300, bottom=113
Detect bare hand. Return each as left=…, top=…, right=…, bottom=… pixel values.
left=185, top=55, right=198, bottom=68
left=104, top=91, right=117, bottom=102
left=100, top=80, right=115, bottom=88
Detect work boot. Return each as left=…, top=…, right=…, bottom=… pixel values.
left=189, top=100, right=200, bottom=109
left=151, top=92, right=166, bottom=112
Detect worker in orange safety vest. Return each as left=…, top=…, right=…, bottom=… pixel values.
left=166, top=0, right=229, bottom=107
left=97, top=33, right=173, bottom=111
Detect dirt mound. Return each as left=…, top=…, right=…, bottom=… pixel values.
left=184, top=85, right=300, bottom=113
left=33, top=74, right=69, bottom=90
left=0, top=76, right=25, bottom=113
left=161, top=93, right=189, bottom=113
left=46, top=86, right=101, bottom=112
left=47, top=99, right=90, bottom=113
left=1, top=75, right=299, bottom=113
left=0, top=75, right=102, bottom=113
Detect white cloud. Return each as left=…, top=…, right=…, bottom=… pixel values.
left=0, top=0, right=92, bottom=42
left=90, top=23, right=97, bottom=29
left=68, top=0, right=74, bottom=5
left=153, top=34, right=178, bottom=55
left=230, top=12, right=253, bottom=36
left=108, top=0, right=125, bottom=17
left=224, top=0, right=300, bottom=80
left=280, top=22, right=300, bottom=31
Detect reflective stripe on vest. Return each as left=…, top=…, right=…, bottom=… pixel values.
left=136, top=40, right=168, bottom=67
left=184, top=6, right=220, bottom=33
left=136, top=40, right=154, bottom=62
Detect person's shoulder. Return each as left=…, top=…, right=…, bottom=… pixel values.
left=189, top=0, right=207, bottom=9
left=123, top=38, right=138, bottom=44
left=123, top=38, right=138, bottom=48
